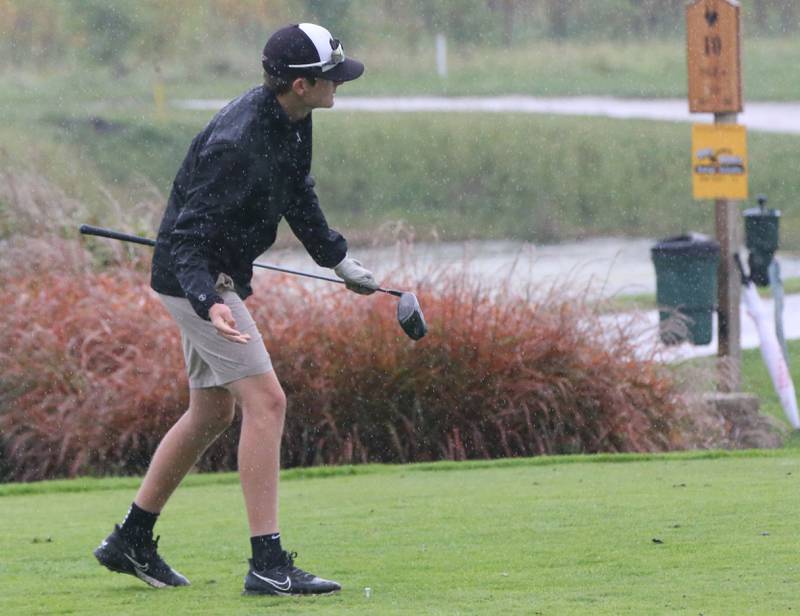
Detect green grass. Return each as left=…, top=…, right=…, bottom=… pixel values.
left=2, top=451, right=800, bottom=615
left=601, top=277, right=800, bottom=313
left=3, top=101, right=800, bottom=248
left=3, top=35, right=800, bottom=248
left=742, top=339, right=800, bottom=428
left=352, top=38, right=800, bottom=101
left=8, top=37, right=798, bottom=101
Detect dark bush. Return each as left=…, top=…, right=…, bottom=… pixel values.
left=0, top=238, right=687, bottom=481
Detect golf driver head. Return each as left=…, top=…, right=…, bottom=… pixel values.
left=396, top=292, right=428, bottom=340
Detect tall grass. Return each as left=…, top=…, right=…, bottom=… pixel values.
left=2, top=37, right=799, bottom=100
left=360, top=37, right=800, bottom=100
left=0, top=239, right=187, bottom=479
left=312, top=113, right=800, bottom=247
left=0, top=159, right=86, bottom=238
left=3, top=111, right=798, bottom=249
left=0, top=238, right=690, bottom=481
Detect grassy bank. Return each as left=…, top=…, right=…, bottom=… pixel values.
left=603, top=278, right=800, bottom=312
left=2, top=103, right=799, bottom=248
left=5, top=36, right=800, bottom=101
left=312, top=112, right=800, bottom=246
left=3, top=28, right=799, bottom=248
left=743, top=340, right=799, bottom=428
left=668, top=341, right=799, bottom=436
left=2, top=451, right=799, bottom=614
left=350, top=37, right=800, bottom=100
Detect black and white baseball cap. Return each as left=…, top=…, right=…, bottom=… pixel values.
left=262, top=23, right=364, bottom=82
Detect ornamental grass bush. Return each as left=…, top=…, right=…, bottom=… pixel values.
left=0, top=237, right=690, bottom=482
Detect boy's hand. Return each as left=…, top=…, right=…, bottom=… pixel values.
left=334, top=256, right=378, bottom=295
left=209, top=303, right=251, bottom=344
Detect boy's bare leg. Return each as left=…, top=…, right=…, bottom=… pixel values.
left=135, top=386, right=236, bottom=512
left=228, top=372, right=340, bottom=595
left=94, top=386, right=234, bottom=588
left=226, top=370, right=286, bottom=536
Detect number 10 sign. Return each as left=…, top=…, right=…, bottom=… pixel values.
left=687, top=0, right=742, bottom=113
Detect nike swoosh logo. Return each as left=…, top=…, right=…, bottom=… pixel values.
left=252, top=571, right=291, bottom=592
left=125, top=552, right=150, bottom=572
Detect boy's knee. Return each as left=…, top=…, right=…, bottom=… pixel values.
left=229, top=372, right=286, bottom=425
left=241, top=385, right=286, bottom=422
left=261, top=387, right=287, bottom=420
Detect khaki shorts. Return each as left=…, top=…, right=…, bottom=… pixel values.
left=158, top=275, right=273, bottom=389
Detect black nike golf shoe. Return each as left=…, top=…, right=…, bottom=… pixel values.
left=93, top=525, right=190, bottom=588
left=243, top=551, right=341, bottom=596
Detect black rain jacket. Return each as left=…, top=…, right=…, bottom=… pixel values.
left=151, top=86, right=347, bottom=319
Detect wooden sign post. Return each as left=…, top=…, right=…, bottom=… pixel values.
left=686, top=0, right=744, bottom=392
left=687, top=0, right=742, bottom=113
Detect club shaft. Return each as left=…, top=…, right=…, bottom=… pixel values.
left=80, top=224, right=155, bottom=247
left=79, top=224, right=402, bottom=297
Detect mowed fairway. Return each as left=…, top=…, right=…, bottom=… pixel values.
left=2, top=452, right=799, bottom=615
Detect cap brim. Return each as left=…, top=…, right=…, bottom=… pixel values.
left=322, top=57, right=364, bottom=82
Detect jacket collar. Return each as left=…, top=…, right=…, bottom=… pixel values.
left=261, top=86, right=310, bottom=130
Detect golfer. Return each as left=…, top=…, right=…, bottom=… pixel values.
left=93, top=23, right=377, bottom=596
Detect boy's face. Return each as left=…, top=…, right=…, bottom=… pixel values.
left=299, top=78, right=342, bottom=109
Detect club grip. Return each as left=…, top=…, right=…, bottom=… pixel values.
left=79, top=224, right=156, bottom=247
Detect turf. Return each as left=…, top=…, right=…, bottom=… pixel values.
left=742, top=340, right=800, bottom=428
left=2, top=451, right=799, bottom=615
left=600, top=278, right=800, bottom=313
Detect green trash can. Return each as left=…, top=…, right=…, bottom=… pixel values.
left=651, top=233, right=720, bottom=345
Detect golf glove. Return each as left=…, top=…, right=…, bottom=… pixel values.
left=334, top=256, right=378, bottom=295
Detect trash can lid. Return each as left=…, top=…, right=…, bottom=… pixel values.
left=743, top=207, right=781, bottom=218
left=651, top=233, right=720, bottom=258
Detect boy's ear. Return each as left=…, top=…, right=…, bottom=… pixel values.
left=291, top=77, right=309, bottom=95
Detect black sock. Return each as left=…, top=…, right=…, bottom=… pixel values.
left=251, top=532, right=283, bottom=570
left=119, top=502, right=159, bottom=542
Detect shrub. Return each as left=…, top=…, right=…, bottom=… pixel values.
left=0, top=238, right=186, bottom=480
left=272, top=275, right=686, bottom=466
left=0, top=238, right=687, bottom=481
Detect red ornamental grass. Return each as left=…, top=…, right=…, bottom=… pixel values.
left=0, top=241, right=687, bottom=481
left=273, top=275, right=685, bottom=466
left=1, top=248, right=187, bottom=480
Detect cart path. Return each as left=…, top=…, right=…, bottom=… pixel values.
left=175, top=96, right=800, bottom=135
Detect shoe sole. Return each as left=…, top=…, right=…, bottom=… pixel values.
left=241, top=588, right=340, bottom=597
left=93, top=544, right=170, bottom=589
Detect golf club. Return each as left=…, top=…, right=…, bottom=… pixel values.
left=79, top=224, right=428, bottom=340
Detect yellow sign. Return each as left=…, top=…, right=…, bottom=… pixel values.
left=691, top=123, right=748, bottom=200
